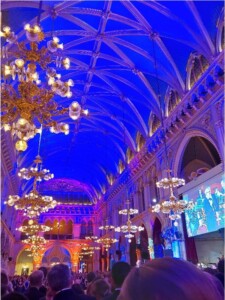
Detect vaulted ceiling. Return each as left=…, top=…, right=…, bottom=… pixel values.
left=2, top=1, right=223, bottom=202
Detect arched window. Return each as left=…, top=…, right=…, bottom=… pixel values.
left=153, top=218, right=164, bottom=258
left=87, top=220, right=93, bottom=236
left=80, top=220, right=87, bottom=239
left=149, top=113, right=161, bottom=136
left=216, top=8, right=224, bottom=53
left=126, top=148, right=134, bottom=164
left=59, top=220, right=66, bottom=236
left=165, top=88, right=181, bottom=116
left=186, top=53, right=209, bottom=90
left=50, top=219, right=62, bottom=239
left=44, top=220, right=53, bottom=239
left=140, top=225, right=150, bottom=260
left=67, top=220, right=73, bottom=238
left=180, top=136, right=221, bottom=182
left=118, top=160, right=125, bottom=174
left=107, top=174, right=114, bottom=186
left=138, top=179, right=145, bottom=212
left=136, top=132, right=145, bottom=152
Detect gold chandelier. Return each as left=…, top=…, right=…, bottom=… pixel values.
left=99, top=225, right=115, bottom=230
left=4, top=156, right=57, bottom=218
left=16, top=219, right=51, bottom=236
left=1, top=24, right=88, bottom=151
left=26, top=244, right=46, bottom=252
left=82, top=246, right=100, bottom=251
left=18, top=155, right=54, bottom=181
left=22, top=235, right=47, bottom=246
left=85, top=236, right=98, bottom=241
left=5, top=191, right=57, bottom=218
left=96, top=237, right=118, bottom=251
left=96, top=220, right=118, bottom=251
left=115, top=201, right=144, bottom=243
left=81, top=250, right=94, bottom=257
left=24, top=235, right=47, bottom=259
left=152, top=170, right=194, bottom=221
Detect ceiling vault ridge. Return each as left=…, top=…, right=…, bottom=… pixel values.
left=1, top=0, right=223, bottom=196
left=186, top=1, right=215, bottom=56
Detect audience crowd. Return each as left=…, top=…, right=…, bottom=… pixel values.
left=1, top=257, right=224, bottom=300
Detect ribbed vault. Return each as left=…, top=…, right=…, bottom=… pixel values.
left=1, top=1, right=223, bottom=201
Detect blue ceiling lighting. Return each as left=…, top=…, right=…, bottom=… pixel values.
left=1, top=0, right=223, bottom=202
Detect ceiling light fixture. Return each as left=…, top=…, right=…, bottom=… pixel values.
left=115, top=200, right=144, bottom=243
left=85, top=236, right=98, bottom=241
left=4, top=155, right=57, bottom=218
left=1, top=22, right=88, bottom=151
left=17, top=219, right=51, bottom=236
left=96, top=219, right=118, bottom=251
left=152, top=170, right=194, bottom=220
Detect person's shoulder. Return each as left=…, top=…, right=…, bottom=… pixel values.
left=103, top=293, right=117, bottom=300
left=78, top=294, right=96, bottom=300
left=103, top=295, right=112, bottom=300
left=53, top=289, right=70, bottom=299
left=54, top=289, right=81, bottom=300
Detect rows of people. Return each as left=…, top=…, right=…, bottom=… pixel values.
left=1, top=257, right=224, bottom=300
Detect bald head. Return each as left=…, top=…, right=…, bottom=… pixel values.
left=29, top=270, right=44, bottom=288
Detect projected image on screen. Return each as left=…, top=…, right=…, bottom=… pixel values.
left=183, top=174, right=225, bottom=237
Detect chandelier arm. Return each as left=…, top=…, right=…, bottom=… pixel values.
left=1, top=22, right=77, bottom=150
left=37, top=0, right=43, bottom=26
left=169, top=185, right=174, bottom=198
left=37, top=124, right=43, bottom=156
left=33, top=178, right=38, bottom=191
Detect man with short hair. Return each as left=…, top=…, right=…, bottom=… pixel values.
left=24, top=270, right=45, bottom=300
left=47, top=264, right=95, bottom=300
left=38, top=267, right=48, bottom=296
left=103, top=262, right=131, bottom=300
left=86, top=271, right=96, bottom=295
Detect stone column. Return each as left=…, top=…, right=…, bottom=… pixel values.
left=133, top=190, right=138, bottom=210
left=143, top=182, right=151, bottom=210
left=211, top=101, right=224, bottom=161
left=73, top=224, right=80, bottom=239
left=136, top=248, right=141, bottom=267
left=93, top=251, right=99, bottom=272
left=106, top=253, right=110, bottom=271
left=101, top=257, right=104, bottom=272
left=148, top=238, right=155, bottom=260
left=71, top=253, right=79, bottom=272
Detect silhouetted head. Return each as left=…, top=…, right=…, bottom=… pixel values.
left=47, top=264, right=72, bottom=292
left=29, top=270, right=44, bottom=288
left=87, top=271, right=96, bottom=283
left=118, top=258, right=224, bottom=300
left=111, top=262, right=131, bottom=288
left=38, top=266, right=48, bottom=279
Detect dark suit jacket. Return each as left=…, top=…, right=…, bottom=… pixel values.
left=103, top=290, right=120, bottom=300
left=78, top=294, right=96, bottom=300
left=24, top=286, right=45, bottom=300
left=54, top=289, right=80, bottom=300
left=53, top=289, right=96, bottom=300
left=39, top=285, right=47, bottom=296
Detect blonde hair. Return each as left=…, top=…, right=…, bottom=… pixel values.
left=118, top=258, right=224, bottom=300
